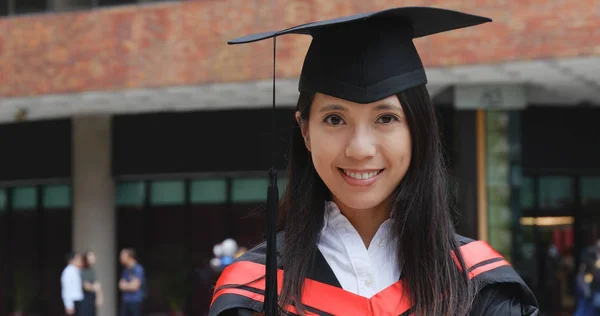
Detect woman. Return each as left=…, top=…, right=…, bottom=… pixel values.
left=210, top=6, right=539, bottom=316
left=80, top=251, right=103, bottom=316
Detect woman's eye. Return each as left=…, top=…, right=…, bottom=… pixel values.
left=376, top=115, right=399, bottom=124
left=324, top=115, right=346, bottom=126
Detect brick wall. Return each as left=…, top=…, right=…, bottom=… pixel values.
left=0, top=0, right=599, bottom=98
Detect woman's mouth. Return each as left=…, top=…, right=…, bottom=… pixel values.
left=338, top=168, right=384, bottom=186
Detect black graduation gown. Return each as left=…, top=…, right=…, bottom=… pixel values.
left=209, top=233, right=539, bottom=316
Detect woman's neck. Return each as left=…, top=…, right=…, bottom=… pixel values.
left=332, top=198, right=391, bottom=248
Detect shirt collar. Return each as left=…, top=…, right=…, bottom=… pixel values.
left=322, top=201, right=394, bottom=238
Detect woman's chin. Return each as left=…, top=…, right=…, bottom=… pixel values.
left=333, top=194, right=388, bottom=212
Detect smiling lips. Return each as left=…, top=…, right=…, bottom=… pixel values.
left=339, top=168, right=384, bottom=186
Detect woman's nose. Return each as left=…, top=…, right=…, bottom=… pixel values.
left=345, top=127, right=376, bottom=160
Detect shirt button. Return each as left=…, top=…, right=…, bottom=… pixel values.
left=378, top=239, right=385, bottom=247
left=364, top=278, right=373, bottom=287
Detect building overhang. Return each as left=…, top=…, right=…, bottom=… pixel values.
left=1, top=56, right=599, bottom=124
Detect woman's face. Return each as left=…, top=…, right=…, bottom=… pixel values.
left=298, top=93, right=412, bottom=212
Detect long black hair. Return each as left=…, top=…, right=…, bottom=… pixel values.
left=277, top=85, right=478, bottom=316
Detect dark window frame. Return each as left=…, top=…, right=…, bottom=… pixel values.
left=0, top=180, right=72, bottom=315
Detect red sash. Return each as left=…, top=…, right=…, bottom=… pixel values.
left=211, top=240, right=509, bottom=315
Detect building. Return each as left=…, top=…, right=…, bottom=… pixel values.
left=1, top=0, right=599, bottom=315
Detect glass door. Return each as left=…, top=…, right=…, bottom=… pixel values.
left=517, top=175, right=578, bottom=314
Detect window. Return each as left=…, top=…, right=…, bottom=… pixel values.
left=12, top=186, right=37, bottom=210
left=1, top=0, right=181, bottom=16
left=0, top=188, right=6, bottom=211
left=97, top=0, right=136, bottom=6
left=232, top=178, right=269, bottom=203
left=150, top=180, right=185, bottom=205
left=14, top=0, right=47, bottom=14
left=190, top=179, right=227, bottom=204
left=53, top=0, right=96, bottom=11
left=0, top=0, right=9, bottom=16
left=116, top=181, right=145, bottom=206
left=43, top=185, right=71, bottom=209
left=582, top=177, right=600, bottom=210
left=0, top=183, right=72, bottom=315
left=0, top=0, right=177, bottom=17
left=520, top=176, right=534, bottom=210
left=538, top=177, right=573, bottom=210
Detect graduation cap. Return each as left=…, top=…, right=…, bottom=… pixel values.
left=227, top=6, right=491, bottom=315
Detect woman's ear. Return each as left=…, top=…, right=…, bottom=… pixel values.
left=295, top=111, right=311, bottom=152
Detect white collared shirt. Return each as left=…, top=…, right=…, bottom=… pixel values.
left=317, top=201, right=401, bottom=298
left=61, top=264, right=83, bottom=309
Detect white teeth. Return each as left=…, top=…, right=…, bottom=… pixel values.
left=343, top=170, right=380, bottom=180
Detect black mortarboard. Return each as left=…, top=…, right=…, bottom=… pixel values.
left=227, top=6, right=491, bottom=315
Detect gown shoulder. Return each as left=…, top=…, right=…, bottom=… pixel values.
left=470, top=283, right=540, bottom=315
left=456, top=234, right=540, bottom=315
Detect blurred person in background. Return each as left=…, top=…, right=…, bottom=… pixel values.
left=61, top=252, right=84, bottom=315
left=590, top=240, right=600, bottom=315
left=81, top=251, right=103, bottom=316
left=575, top=247, right=598, bottom=316
left=119, top=248, right=146, bottom=316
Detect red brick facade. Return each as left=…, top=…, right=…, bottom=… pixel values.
left=1, top=0, right=599, bottom=98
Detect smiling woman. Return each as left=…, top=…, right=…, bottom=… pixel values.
left=275, top=85, right=485, bottom=316
left=209, top=5, right=539, bottom=316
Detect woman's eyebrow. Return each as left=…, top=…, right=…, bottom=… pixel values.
left=318, top=103, right=403, bottom=113
left=373, top=103, right=403, bottom=111
left=319, top=104, right=347, bottom=113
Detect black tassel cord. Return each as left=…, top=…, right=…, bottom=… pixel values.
left=264, top=36, right=279, bottom=316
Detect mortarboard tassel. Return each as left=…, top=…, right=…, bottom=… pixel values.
left=264, top=36, right=278, bottom=316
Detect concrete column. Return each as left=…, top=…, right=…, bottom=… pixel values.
left=72, top=115, right=116, bottom=316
